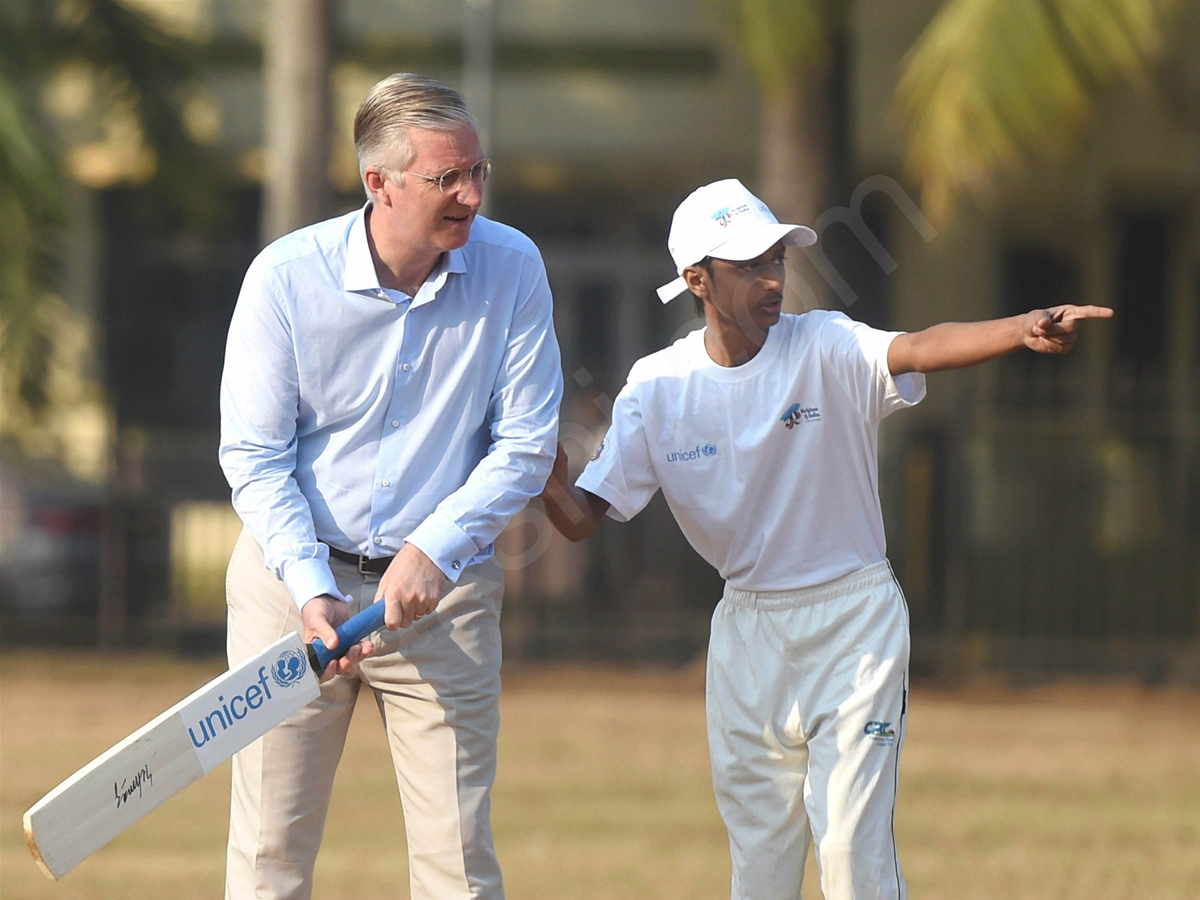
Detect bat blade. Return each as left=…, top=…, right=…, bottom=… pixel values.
left=23, top=632, right=321, bottom=880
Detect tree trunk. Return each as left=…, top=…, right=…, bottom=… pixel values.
left=463, top=0, right=495, bottom=217
left=758, top=63, right=834, bottom=311
left=262, top=0, right=332, bottom=245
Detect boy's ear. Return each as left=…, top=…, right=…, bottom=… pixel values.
left=682, top=265, right=707, bottom=297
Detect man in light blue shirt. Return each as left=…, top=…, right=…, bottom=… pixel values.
left=219, top=74, right=561, bottom=900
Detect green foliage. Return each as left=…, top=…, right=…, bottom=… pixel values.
left=35, top=0, right=224, bottom=216
left=0, top=0, right=222, bottom=420
left=896, top=0, right=1176, bottom=221
left=0, top=6, right=65, bottom=412
left=734, top=0, right=842, bottom=94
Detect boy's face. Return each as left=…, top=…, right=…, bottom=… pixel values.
left=696, top=241, right=787, bottom=334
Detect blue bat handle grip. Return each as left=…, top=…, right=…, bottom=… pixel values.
left=309, top=599, right=387, bottom=673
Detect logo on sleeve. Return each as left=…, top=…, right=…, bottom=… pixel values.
left=780, top=402, right=821, bottom=429
left=590, top=438, right=607, bottom=461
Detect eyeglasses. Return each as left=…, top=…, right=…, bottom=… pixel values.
left=390, top=158, right=492, bottom=194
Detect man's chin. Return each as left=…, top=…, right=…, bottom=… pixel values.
left=438, top=216, right=475, bottom=249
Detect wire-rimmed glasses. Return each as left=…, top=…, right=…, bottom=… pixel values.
left=392, top=158, right=492, bottom=194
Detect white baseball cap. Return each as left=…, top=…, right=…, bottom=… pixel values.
left=656, top=178, right=818, bottom=303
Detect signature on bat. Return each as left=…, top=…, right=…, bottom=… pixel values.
left=113, top=764, right=153, bottom=809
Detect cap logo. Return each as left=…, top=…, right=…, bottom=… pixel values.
left=711, top=203, right=751, bottom=228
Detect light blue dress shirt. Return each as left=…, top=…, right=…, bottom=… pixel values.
left=219, top=205, right=563, bottom=609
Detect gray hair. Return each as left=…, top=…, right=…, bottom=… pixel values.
left=354, top=73, right=475, bottom=194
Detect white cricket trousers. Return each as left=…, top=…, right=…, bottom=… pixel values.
left=707, top=561, right=909, bottom=900
left=224, top=529, right=506, bottom=900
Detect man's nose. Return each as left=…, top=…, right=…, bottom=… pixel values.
left=455, top=175, right=483, bottom=210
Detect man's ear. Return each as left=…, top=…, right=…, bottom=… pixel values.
left=682, top=264, right=707, bottom=298
left=363, top=168, right=392, bottom=207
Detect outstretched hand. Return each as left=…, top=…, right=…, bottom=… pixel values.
left=1023, top=305, right=1114, bottom=355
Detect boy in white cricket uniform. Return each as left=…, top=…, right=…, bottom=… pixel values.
left=539, top=179, right=1111, bottom=900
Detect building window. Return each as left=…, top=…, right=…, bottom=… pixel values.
left=998, top=245, right=1082, bottom=407
left=1113, top=210, right=1172, bottom=375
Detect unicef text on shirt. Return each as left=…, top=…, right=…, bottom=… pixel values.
left=665, top=444, right=718, bottom=463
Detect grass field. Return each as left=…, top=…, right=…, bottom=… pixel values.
left=2, top=652, right=1198, bottom=899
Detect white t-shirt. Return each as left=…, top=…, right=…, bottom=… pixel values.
left=576, top=311, right=926, bottom=591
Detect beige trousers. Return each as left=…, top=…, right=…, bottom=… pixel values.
left=224, top=529, right=506, bottom=900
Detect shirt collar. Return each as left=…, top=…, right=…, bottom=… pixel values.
left=343, top=202, right=469, bottom=305
left=343, top=203, right=382, bottom=294
left=409, top=245, right=463, bottom=308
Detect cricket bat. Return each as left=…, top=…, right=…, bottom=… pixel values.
left=23, top=599, right=388, bottom=881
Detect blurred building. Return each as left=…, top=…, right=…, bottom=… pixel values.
left=2, top=0, right=1197, bottom=679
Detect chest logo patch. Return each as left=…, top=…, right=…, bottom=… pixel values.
left=781, top=403, right=821, bottom=428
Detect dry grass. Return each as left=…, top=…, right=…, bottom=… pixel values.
left=2, top=653, right=1198, bottom=899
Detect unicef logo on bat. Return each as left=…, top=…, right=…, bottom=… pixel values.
left=702, top=444, right=717, bottom=457
left=270, top=648, right=308, bottom=688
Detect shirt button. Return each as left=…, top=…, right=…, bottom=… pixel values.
left=373, top=536, right=382, bottom=545
left=452, top=560, right=461, bottom=570
left=382, top=479, right=391, bottom=487
left=401, top=363, right=411, bottom=371
left=391, top=419, right=400, bottom=428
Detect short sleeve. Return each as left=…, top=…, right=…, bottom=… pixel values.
left=575, top=381, right=660, bottom=522
left=818, top=313, right=926, bottom=422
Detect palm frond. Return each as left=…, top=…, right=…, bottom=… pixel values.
left=1, top=0, right=224, bottom=423
left=39, top=0, right=225, bottom=221
left=0, top=15, right=64, bottom=416
left=735, top=0, right=841, bottom=94
left=896, top=0, right=1176, bottom=222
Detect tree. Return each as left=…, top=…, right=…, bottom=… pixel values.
left=735, top=0, right=842, bottom=230
left=261, top=0, right=333, bottom=244
left=732, top=0, right=1178, bottom=231
left=0, top=0, right=216, bottom=437
left=896, top=0, right=1177, bottom=223
left=0, top=15, right=63, bottom=415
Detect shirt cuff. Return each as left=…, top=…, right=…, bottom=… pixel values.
left=405, top=510, right=479, bottom=582
left=282, top=556, right=342, bottom=611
